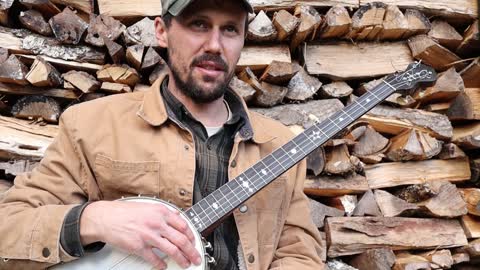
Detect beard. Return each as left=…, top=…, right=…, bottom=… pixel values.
left=168, top=52, right=234, bottom=104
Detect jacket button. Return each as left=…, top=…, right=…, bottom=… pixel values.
left=239, top=205, right=248, bottom=213
left=230, top=160, right=237, bottom=168
left=179, top=189, right=187, bottom=196
left=248, top=254, right=255, bottom=263
left=42, top=248, right=51, bottom=258
left=184, top=145, right=190, bottom=150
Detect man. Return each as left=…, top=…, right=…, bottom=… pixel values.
left=0, top=0, right=325, bottom=269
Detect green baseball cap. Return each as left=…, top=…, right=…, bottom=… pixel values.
left=161, top=0, right=254, bottom=16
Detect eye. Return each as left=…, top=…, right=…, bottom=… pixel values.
left=191, top=20, right=208, bottom=30
left=224, top=25, right=239, bottom=34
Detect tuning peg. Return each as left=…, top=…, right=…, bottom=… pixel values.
left=204, top=241, right=213, bottom=252
left=204, top=254, right=216, bottom=266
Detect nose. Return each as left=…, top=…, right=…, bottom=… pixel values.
left=203, top=28, right=222, bottom=54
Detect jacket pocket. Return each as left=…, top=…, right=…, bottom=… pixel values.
left=94, top=154, right=161, bottom=200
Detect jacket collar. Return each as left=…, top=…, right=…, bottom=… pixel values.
left=136, top=75, right=275, bottom=144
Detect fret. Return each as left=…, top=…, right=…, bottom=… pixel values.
left=382, top=79, right=396, bottom=90
left=270, top=150, right=289, bottom=171
left=262, top=154, right=285, bottom=176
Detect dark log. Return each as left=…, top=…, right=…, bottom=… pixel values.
left=396, top=183, right=437, bottom=203
left=149, top=62, right=169, bottom=85
left=272, top=9, right=299, bottom=41
left=318, top=5, right=351, bottom=39
left=0, top=55, right=29, bottom=85
left=229, top=76, right=256, bottom=104
left=447, top=88, right=480, bottom=121
left=0, top=0, right=14, bottom=26
left=11, top=95, right=61, bottom=123
left=460, top=57, right=480, bottom=88
left=141, top=47, right=163, bottom=72
left=247, top=10, right=277, bottom=42
left=259, top=60, right=300, bottom=85
left=349, top=248, right=396, bottom=270
left=456, top=20, right=480, bottom=58
left=352, top=189, right=382, bottom=217
left=85, top=14, right=125, bottom=47
left=25, top=56, right=62, bottom=87
left=18, top=9, right=52, bottom=36
left=62, top=70, right=100, bottom=93
left=285, top=68, right=322, bottom=101
left=309, top=198, right=344, bottom=229
left=471, top=158, right=480, bottom=187
left=49, top=7, right=88, bottom=45
left=307, top=146, right=326, bottom=176
left=104, top=38, right=125, bottom=64
left=19, top=0, right=61, bottom=18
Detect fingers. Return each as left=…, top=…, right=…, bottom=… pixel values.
left=164, top=212, right=196, bottom=243
left=145, top=234, right=192, bottom=268
left=140, top=248, right=167, bottom=270
left=158, top=224, right=202, bottom=265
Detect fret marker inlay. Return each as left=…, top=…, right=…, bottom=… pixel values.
left=290, top=149, right=297, bottom=154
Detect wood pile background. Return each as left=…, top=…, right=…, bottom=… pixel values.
left=0, top=0, right=479, bottom=269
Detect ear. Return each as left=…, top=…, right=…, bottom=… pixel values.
left=154, top=17, right=168, bottom=48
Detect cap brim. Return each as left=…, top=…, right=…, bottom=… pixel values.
left=167, top=0, right=254, bottom=16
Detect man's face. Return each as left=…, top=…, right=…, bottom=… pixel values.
left=155, top=0, right=247, bottom=104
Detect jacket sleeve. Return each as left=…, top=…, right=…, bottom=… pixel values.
left=269, top=160, right=326, bottom=270
left=0, top=107, right=91, bottom=270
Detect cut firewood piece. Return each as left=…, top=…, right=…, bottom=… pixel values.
left=0, top=0, right=13, bottom=26
left=239, top=67, right=287, bottom=107
left=408, top=34, right=466, bottom=72
left=471, top=159, right=480, bottom=187
left=349, top=248, right=396, bottom=270
left=100, top=82, right=131, bottom=94
left=309, top=198, right=344, bottom=229
left=386, top=129, right=443, bottom=162
left=97, top=0, right=161, bottom=19
left=418, top=250, right=453, bottom=269
left=325, top=216, right=468, bottom=258
left=104, top=38, right=125, bottom=64
left=0, top=47, right=7, bottom=63
left=272, top=10, right=299, bottom=41
left=362, top=105, right=453, bottom=140
left=97, top=64, right=140, bottom=87
left=318, top=5, right=351, bottom=39
left=324, top=195, right=358, bottom=216
left=357, top=153, right=385, bottom=164
left=395, top=183, right=437, bottom=203
left=447, top=88, right=480, bottom=120
left=50, top=0, right=92, bottom=14
left=286, top=68, right=322, bottom=101
left=238, top=45, right=291, bottom=72
left=452, top=251, right=471, bottom=265
left=393, top=252, right=431, bottom=270
left=460, top=58, right=479, bottom=88
left=11, top=95, right=61, bottom=123
left=324, top=144, right=355, bottom=175
left=305, top=173, right=369, bottom=197
left=307, top=146, right=326, bottom=177
left=0, top=55, right=29, bottom=85
left=19, top=0, right=61, bottom=18
left=456, top=20, right=480, bottom=58
left=0, top=82, right=80, bottom=99
left=304, top=42, right=413, bottom=80
left=259, top=61, right=300, bottom=85
left=141, top=47, right=163, bottom=72
left=17, top=54, right=102, bottom=73
left=319, top=81, right=353, bottom=99
left=374, top=189, right=419, bottom=217
left=229, top=76, right=257, bottom=104
left=327, top=260, right=357, bottom=270
left=417, top=181, right=467, bottom=218
left=126, top=44, right=145, bottom=71
left=149, top=63, right=169, bottom=85
left=352, top=125, right=390, bottom=157
left=63, top=70, right=100, bottom=93
left=352, top=190, right=382, bottom=217
left=460, top=189, right=480, bottom=217
left=85, top=14, right=125, bottom=47
left=461, top=215, right=480, bottom=239
left=366, top=158, right=471, bottom=189
left=49, top=7, right=88, bottom=45
left=290, top=5, right=322, bottom=50
left=428, top=20, right=463, bottom=51
left=452, top=122, right=480, bottom=149
left=26, top=56, right=62, bottom=87
left=403, top=9, right=431, bottom=38
left=123, top=17, right=157, bottom=47
left=347, top=2, right=386, bottom=41
left=455, top=239, right=480, bottom=260
left=414, top=67, right=464, bottom=105
left=63, top=81, right=75, bottom=90
left=423, top=102, right=451, bottom=113
left=437, top=143, right=466, bottom=160
left=18, top=9, right=52, bottom=36
left=378, top=5, right=408, bottom=40
left=247, top=10, right=277, bottom=42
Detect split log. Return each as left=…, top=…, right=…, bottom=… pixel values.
left=0, top=160, right=38, bottom=176
left=352, top=190, right=382, bottom=217
left=0, top=115, right=57, bottom=160
left=247, top=10, right=277, bottom=42
left=63, top=80, right=75, bottom=90
left=456, top=20, right=480, bottom=58
left=452, top=122, right=480, bottom=149
left=423, top=102, right=451, bottom=113
left=452, top=251, right=471, bottom=265
left=352, top=125, right=390, bottom=158
left=305, top=173, right=369, bottom=197
left=428, top=20, right=463, bottom=51
left=239, top=67, right=287, bottom=107
left=461, top=215, right=480, bottom=239
left=403, top=9, right=431, bottom=38
left=417, top=181, right=468, bottom=218
left=50, top=0, right=92, bottom=14
left=19, top=0, right=61, bottom=19
left=365, top=158, right=471, bottom=189
left=141, top=47, right=163, bottom=73
left=408, top=34, right=466, bottom=72
left=395, top=183, right=437, bottom=203
left=347, top=2, right=386, bottom=41
left=327, top=260, right=358, bottom=270
left=17, top=54, right=103, bottom=73
left=272, top=10, right=299, bottom=41
left=290, top=5, right=322, bottom=50
left=460, top=188, right=480, bottom=216
left=374, top=189, right=419, bottom=217
left=11, top=95, right=61, bottom=123
left=349, top=248, right=396, bottom=270
left=96, top=64, right=140, bottom=87
left=414, top=67, right=464, bottom=105
left=285, top=68, right=322, bottom=101
left=318, top=5, right=351, bottom=39
left=238, top=45, right=291, bottom=72
left=49, top=7, right=88, bottom=45
left=0, top=82, right=80, bottom=99
left=26, top=56, right=62, bottom=87
left=306, top=146, right=326, bottom=176
left=0, top=0, right=13, bottom=26
left=0, top=55, right=29, bottom=85
left=362, top=105, right=453, bottom=140
left=104, top=38, right=125, bottom=64
left=126, top=44, right=145, bottom=71
left=393, top=252, right=431, bottom=270
left=324, top=144, right=355, bottom=175
left=324, top=195, right=357, bottom=216
left=325, top=216, right=468, bottom=257
left=460, top=58, right=480, bottom=88
left=18, top=9, right=52, bottom=36
left=249, top=0, right=359, bottom=11
left=378, top=5, right=408, bottom=40
left=0, top=26, right=30, bottom=54
left=309, top=198, right=344, bottom=229
left=85, top=14, right=125, bottom=47
left=97, top=0, right=161, bottom=20
left=259, top=61, right=300, bottom=85
left=99, top=82, right=131, bottom=94
left=123, top=17, right=157, bottom=47
left=304, top=42, right=413, bottom=80
left=0, top=47, right=7, bottom=63
left=447, top=88, right=480, bottom=120
left=385, top=129, right=443, bottom=162
left=455, top=239, right=480, bottom=260
left=418, top=250, right=453, bottom=269
left=471, top=158, right=480, bottom=187
left=319, top=81, right=353, bottom=99
left=437, top=143, right=466, bottom=160
left=62, top=70, right=100, bottom=93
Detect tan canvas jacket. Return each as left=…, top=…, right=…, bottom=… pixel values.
left=0, top=78, right=325, bottom=270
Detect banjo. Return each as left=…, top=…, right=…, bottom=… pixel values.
left=51, top=62, right=436, bottom=270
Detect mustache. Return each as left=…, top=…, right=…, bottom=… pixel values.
left=191, top=54, right=228, bottom=71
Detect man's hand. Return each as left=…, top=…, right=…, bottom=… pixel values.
left=80, top=201, right=202, bottom=269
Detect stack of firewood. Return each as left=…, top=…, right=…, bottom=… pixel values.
left=0, top=0, right=479, bottom=269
